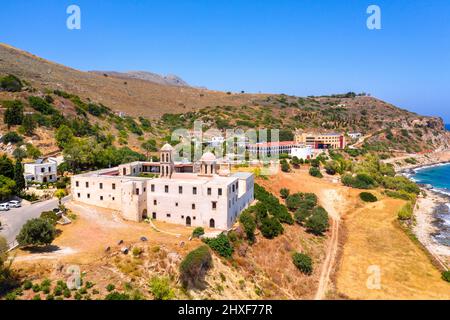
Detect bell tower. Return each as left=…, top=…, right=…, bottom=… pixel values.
left=160, top=144, right=174, bottom=178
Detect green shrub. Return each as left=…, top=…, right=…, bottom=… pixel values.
left=259, top=217, right=283, bottom=239
left=203, top=233, right=233, bottom=258
left=305, top=207, right=329, bottom=235
left=106, top=284, right=115, bottom=292
left=280, top=188, right=290, bottom=199
left=149, top=276, right=175, bottom=300
left=179, top=245, right=213, bottom=289
left=22, top=280, right=33, bottom=290
left=342, top=173, right=376, bottom=189
left=192, top=227, right=205, bottom=238
left=442, top=271, right=450, bottom=283
left=40, top=211, right=59, bottom=225
left=292, top=253, right=313, bottom=275
left=0, top=74, right=23, bottom=92
left=16, top=218, right=56, bottom=247
left=359, top=192, right=378, bottom=202
left=309, top=167, right=323, bottom=178
left=294, top=207, right=312, bottom=225
left=105, top=291, right=130, bottom=300
left=385, top=190, right=416, bottom=202
left=1, top=131, right=23, bottom=144
left=32, top=284, right=41, bottom=293
left=239, top=210, right=256, bottom=243
left=398, top=202, right=413, bottom=221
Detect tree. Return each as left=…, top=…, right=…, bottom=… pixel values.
left=0, top=75, right=23, bottom=92
left=12, top=148, right=27, bottom=161
left=0, top=155, right=14, bottom=179
left=0, top=176, right=16, bottom=200
left=292, top=253, right=313, bottom=275
left=3, top=100, right=24, bottom=129
left=55, top=189, right=67, bottom=206
left=280, top=159, right=290, bottom=173
left=141, top=139, right=157, bottom=159
left=280, top=188, right=290, bottom=199
left=21, top=114, right=36, bottom=136
left=55, top=125, right=74, bottom=148
left=239, top=210, right=256, bottom=243
left=291, top=156, right=301, bottom=168
left=324, top=160, right=339, bottom=175
left=179, top=245, right=212, bottom=289
left=259, top=217, right=283, bottom=239
left=13, top=160, right=25, bottom=194
left=40, top=211, right=59, bottom=226
left=305, top=207, right=329, bottom=235
left=16, top=218, right=56, bottom=247
left=202, top=233, right=234, bottom=258
left=0, top=132, right=23, bottom=144
left=309, top=167, right=323, bottom=178
left=192, top=227, right=205, bottom=238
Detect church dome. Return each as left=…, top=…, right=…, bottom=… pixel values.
left=161, top=143, right=174, bottom=151
left=200, top=152, right=216, bottom=162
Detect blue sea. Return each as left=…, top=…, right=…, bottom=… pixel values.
left=411, top=164, right=450, bottom=246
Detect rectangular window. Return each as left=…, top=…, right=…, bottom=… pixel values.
left=87, top=194, right=90, bottom=199
left=136, top=188, right=140, bottom=195
left=218, top=188, right=222, bottom=196
left=76, top=181, right=79, bottom=187
left=86, top=182, right=89, bottom=188
left=193, top=187, right=197, bottom=195
left=192, top=204, right=196, bottom=210
left=100, top=196, right=103, bottom=201
left=212, top=202, right=217, bottom=210
left=77, top=193, right=80, bottom=198
left=154, top=200, right=157, bottom=206
left=166, top=214, right=171, bottom=218
left=41, top=168, right=45, bottom=173
left=112, top=183, right=116, bottom=190
left=151, top=184, right=155, bottom=192
left=232, top=184, right=235, bottom=192
left=179, top=186, right=183, bottom=194
left=207, top=188, right=212, bottom=196
left=99, top=183, right=103, bottom=189
left=165, top=185, right=169, bottom=193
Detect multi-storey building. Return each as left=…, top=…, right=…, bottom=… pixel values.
left=294, top=131, right=346, bottom=149
left=71, top=145, right=254, bottom=230
left=23, top=158, right=58, bottom=183
left=246, top=141, right=303, bottom=156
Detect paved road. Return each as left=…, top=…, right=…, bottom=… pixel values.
left=0, top=196, right=70, bottom=248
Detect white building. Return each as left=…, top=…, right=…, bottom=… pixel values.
left=290, top=146, right=313, bottom=160
left=348, top=132, right=362, bottom=140
left=71, top=145, right=254, bottom=230
left=24, top=158, right=58, bottom=183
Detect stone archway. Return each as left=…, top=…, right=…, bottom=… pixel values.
left=186, top=216, right=191, bottom=227
left=209, top=219, right=215, bottom=228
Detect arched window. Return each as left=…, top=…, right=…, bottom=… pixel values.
left=209, top=219, right=215, bottom=228
left=142, top=209, right=148, bottom=219
left=186, top=216, right=192, bottom=227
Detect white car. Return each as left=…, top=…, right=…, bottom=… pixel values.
left=9, top=200, right=21, bottom=208
left=0, top=203, right=10, bottom=211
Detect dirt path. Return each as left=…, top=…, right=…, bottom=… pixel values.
left=314, top=189, right=342, bottom=300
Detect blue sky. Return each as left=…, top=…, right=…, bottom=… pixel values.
left=1, top=0, right=449, bottom=121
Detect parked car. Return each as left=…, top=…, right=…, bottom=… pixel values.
left=9, top=200, right=21, bottom=208
left=0, top=203, right=10, bottom=211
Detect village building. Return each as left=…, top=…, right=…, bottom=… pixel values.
left=294, top=130, right=346, bottom=149
left=23, top=158, right=58, bottom=183
left=246, top=141, right=303, bottom=156
left=71, top=144, right=254, bottom=230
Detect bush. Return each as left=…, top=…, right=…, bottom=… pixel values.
left=259, top=217, right=283, bottom=239
left=305, top=207, right=329, bottom=235
left=149, top=276, right=175, bottom=300
left=398, top=202, right=413, bottom=221
left=202, top=233, right=233, bottom=258
left=442, top=271, right=450, bottom=283
left=105, top=291, right=130, bottom=300
left=22, top=280, right=33, bottom=290
left=0, top=75, right=23, bottom=92
left=281, top=160, right=290, bottom=173
left=192, top=227, right=205, bottom=238
left=280, top=188, right=290, bottom=199
left=28, top=96, right=57, bottom=115
left=359, top=192, right=378, bottom=202
left=16, top=218, right=56, bottom=247
left=179, top=245, right=213, bottom=289
left=40, top=211, right=59, bottom=225
left=106, top=284, right=115, bottom=292
left=1, top=131, right=23, bottom=144
left=309, top=167, right=323, bottom=178
left=342, top=173, right=376, bottom=189
left=239, top=210, right=256, bottom=243
left=292, top=253, right=313, bottom=275
left=294, top=207, right=312, bottom=225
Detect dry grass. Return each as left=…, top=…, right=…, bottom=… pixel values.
left=336, top=196, right=450, bottom=300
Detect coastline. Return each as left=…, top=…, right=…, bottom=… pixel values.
left=413, top=190, right=450, bottom=267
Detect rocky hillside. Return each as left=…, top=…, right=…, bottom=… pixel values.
left=0, top=43, right=265, bottom=118
left=89, top=71, right=190, bottom=87
left=0, top=43, right=449, bottom=157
